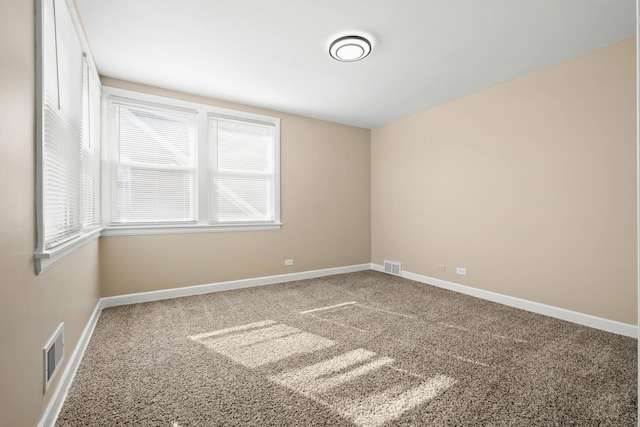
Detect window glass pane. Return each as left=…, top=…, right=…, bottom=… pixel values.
left=118, top=105, right=194, bottom=167
left=209, top=116, right=276, bottom=223
left=82, top=72, right=101, bottom=230
left=116, top=167, right=194, bottom=223
left=42, top=0, right=84, bottom=248
left=211, top=176, right=272, bottom=222
left=111, top=102, right=197, bottom=224
left=216, top=120, right=273, bottom=173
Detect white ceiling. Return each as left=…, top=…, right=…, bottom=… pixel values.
left=76, top=0, right=635, bottom=129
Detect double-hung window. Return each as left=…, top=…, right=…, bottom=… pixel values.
left=102, top=87, right=281, bottom=235
left=209, top=116, right=276, bottom=224
left=108, top=101, right=197, bottom=224
left=35, top=0, right=101, bottom=274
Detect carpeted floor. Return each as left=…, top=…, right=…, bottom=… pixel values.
left=56, top=271, right=637, bottom=426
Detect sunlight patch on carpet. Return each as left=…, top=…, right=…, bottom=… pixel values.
left=189, top=320, right=277, bottom=340
left=191, top=320, right=456, bottom=426
left=337, top=374, right=457, bottom=427
left=271, top=348, right=394, bottom=394
left=189, top=321, right=335, bottom=368
left=354, top=303, right=418, bottom=319
left=299, top=301, right=356, bottom=314
left=272, top=349, right=456, bottom=427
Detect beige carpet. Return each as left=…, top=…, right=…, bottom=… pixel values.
left=56, top=271, right=637, bottom=426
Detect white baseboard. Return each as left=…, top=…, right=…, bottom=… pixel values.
left=38, top=301, right=103, bottom=427
left=371, top=263, right=638, bottom=338
left=101, top=264, right=372, bottom=308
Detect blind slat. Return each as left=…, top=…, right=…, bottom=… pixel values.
left=41, top=0, right=101, bottom=250
left=111, top=102, right=196, bottom=223
left=209, top=117, right=275, bottom=223
left=42, top=0, right=83, bottom=249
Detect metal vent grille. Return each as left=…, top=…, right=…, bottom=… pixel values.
left=383, top=260, right=402, bottom=276
left=44, top=323, right=64, bottom=392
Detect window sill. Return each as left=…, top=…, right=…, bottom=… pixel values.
left=100, top=222, right=283, bottom=237
left=35, top=228, right=102, bottom=274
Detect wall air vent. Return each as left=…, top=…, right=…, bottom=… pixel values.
left=44, top=323, right=64, bottom=392
left=383, top=260, right=402, bottom=276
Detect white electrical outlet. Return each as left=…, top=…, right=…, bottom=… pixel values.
left=284, top=259, right=294, bottom=266
left=456, top=267, right=467, bottom=275
left=437, top=265, right=446, bottom=272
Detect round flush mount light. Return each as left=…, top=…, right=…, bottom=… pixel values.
left=329, top=35, right=371, bottom=62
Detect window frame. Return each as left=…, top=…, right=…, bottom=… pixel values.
left=101, top=86, right=282, bottom=237
left=107, top=99, right=199, bottom=225
left=35, top=0, right=102, bottom=274
left=208, top=114, right=278, bottom=225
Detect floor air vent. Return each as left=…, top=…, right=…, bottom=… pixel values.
left=383, top=260, right=402, bottom=276
left=44, top=323, right=64, bottom=392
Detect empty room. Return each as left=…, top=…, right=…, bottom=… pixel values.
left=1, top=0, right=637, bottom=426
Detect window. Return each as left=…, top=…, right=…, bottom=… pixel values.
left=109, top=101, right=197, bottom=224
left=35, top=0, right=101, bottom=274
left=209, top=116, right=276, bottom=224
left=102, top=87, right=281, bottom=235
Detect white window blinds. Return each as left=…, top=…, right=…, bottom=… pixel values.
left=36, top=0, right=102, bottom=273
left=82, top=60, right=102, bottom=231
left=209, top=117, right=276, bottom=223
left=102, top=87, right=280, bottom=234
left=109, top=101, right=197, bottom=224
left=41, top=0, right=100, bottom=250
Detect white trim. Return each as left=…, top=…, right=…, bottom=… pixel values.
left=101, top=222, right=283, bottom=237
left=101, top=264, right=371, bottom=308
left=38, top=302, right=102, bottom=427
left=371, top=264, right=638, bottom=338
left=35, top=0, right=45, bottom=267
left=35, top=228, right=102, bottom=274
left=102, top=86, right=278, bottom=124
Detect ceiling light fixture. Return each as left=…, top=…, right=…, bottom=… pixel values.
left=329, top=35, right=371, bottom=62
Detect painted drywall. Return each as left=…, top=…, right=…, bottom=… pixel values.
left=0, top=1, right=101, bottom=425
left=372, top=38, right=637, bottom=325
left=99, top=78, right=371, bottom=297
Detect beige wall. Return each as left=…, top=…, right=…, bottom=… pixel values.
left=0, top=1, right=101, bottom=425
left=99, top=78, right=371, bottom=297
left=372, top=38, right=637, bottom=325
